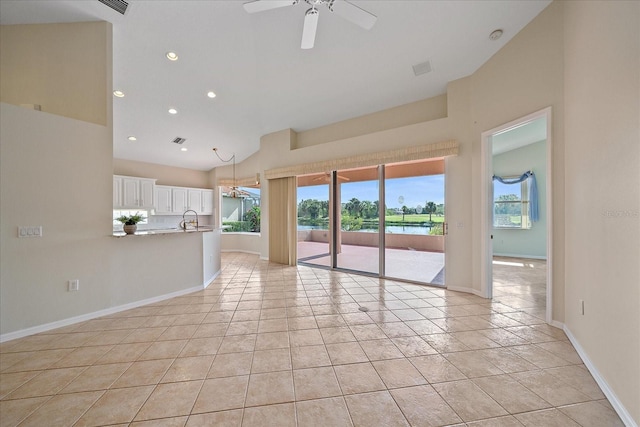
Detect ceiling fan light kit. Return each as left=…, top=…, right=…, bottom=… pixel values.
left=243, top=0, right=377, bottom=49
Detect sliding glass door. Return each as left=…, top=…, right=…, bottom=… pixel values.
left=296, top=174, right=331, bottom=268
left=297, top=159, right=445, bottom=286
left=334, top=166, right=380, bottom=275
left=384, top=161, right=445, bottom=285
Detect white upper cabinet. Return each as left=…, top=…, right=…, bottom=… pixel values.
left=139, top=179, right=155, bottom=209
left=187, top=189, right=202, bottom=213
left=201, top=190, right=214, bottom=215
left=152, top=186, right=214, bottom=215
left=113, top=176, right=123, bottom=207
left=172, top=187, right=188, bottom=213
left=114, top=175, right=156, bottom=209
left=154, top=185, right=172, bottom=214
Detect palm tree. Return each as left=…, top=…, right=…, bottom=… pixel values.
left=401, top=205, right=408, bottom=221
left=425, top=201, right=437, bottom=222
left=345, top=197, right=362, bottom=218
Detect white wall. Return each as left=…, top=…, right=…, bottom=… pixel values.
left=563, top=1, right=640, bottom=423
left=493, top=140, right=547, bottom=258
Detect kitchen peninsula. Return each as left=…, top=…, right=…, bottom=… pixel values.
left=112, top=174, right=222, bottom=300
left=111, top=226, right=222, bottom=300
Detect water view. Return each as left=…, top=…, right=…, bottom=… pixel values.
left=298, top=224, right=436, bottom=235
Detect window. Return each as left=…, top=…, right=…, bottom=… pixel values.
left=221, top=186, right=261, bottom=232
left=493, top=179, right=531, bottom=229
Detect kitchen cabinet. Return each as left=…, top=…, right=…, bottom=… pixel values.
left=172, top=187, right=188, bottom=213
left=114, top=175, right=156, bottom=209
left=152, top=186, right=214, bottom=215
left=187, top=189, right=202, bottom=213
left=188, top=189, right=214, bottom=215
left=201, top=190, right=214, bottom=215
left=113, top=176, right=123, bottom=207
left=155, top=185, right=172, bottom=214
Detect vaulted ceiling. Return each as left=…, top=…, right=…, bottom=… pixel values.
left=0, top=0, right=550, bottom=170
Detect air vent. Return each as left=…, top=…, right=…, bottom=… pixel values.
left=172, top=137, right=186, bottom=145
left=97, top=0, right=129, bottom=15
left=412, top=60, right=432, bottom=76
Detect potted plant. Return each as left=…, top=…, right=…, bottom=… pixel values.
left=115, top=213, right=146, bottom=234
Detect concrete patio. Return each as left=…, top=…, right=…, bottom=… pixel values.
left=297, top=241, right=445, bottom=285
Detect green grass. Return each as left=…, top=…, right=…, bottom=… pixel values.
left=384, top=214, right=444, bottom=224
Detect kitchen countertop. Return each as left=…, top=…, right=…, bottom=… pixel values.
left=112, top=226, right=218, bottom=238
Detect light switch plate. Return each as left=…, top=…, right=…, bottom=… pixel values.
left=18, top=226, right=42, bottom=237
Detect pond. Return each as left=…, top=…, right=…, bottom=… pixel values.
left=298, top=224, right=436, bottom=235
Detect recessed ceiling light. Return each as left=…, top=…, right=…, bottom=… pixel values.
left=127, top=136, right=137, bottom=141
left=207, top=91, right=216, bottom=98
left=166, top=51, right=178, bottom=61
left=168, top=108, right=178, bottom=115
left=180, top=147, right=188, bottom=152
left=113, top=90, right=125, bottom=97
left=489, top=29, right=503, bottom=41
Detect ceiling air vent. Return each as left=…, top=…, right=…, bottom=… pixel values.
left=97, top=0, right=129, bottom=15
left=172, top=137, right=186, bottom=145
left=412, top=60, right=432, bottom=77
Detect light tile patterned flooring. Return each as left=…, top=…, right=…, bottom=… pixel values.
left=0, top=253, right=624, bottom=426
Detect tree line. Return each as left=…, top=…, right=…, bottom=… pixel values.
left=298, top=198, right=445, bottom=220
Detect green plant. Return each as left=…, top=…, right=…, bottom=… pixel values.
left=115, top=213, right=146, bottom=225
left=246, top=206, right=261, bottom=232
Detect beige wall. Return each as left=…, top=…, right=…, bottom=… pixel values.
left=0, top=22, right=110, bottom=126
left=295, top=95, right=448, bottom=149
left=113, top=158, right=211, bottom=188
left=0, top=104, right=208, bottom=336
left=563, top=1, right=640, bottom=422
left=0, top=22, right=210, bottom=338
left=465, top=1, right=565, bottom=320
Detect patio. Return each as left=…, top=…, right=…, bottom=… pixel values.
left=297, top=241, right=445, bottom=285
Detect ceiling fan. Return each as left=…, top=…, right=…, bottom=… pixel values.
left=312, top=172, right=350, bottom=183
left=243, top=0, right=377, bottom=49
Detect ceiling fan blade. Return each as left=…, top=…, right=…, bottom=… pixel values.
left=330, top=0, right=377, bottom=30
left=243, top=0, right=298, bottom=14
left=301, top=8, right=319, bottom=49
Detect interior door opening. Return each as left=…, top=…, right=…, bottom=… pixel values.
left=481, top=107, right=553, bottom=323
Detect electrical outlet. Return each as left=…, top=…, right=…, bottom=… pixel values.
left=68, top=280, right=79, bottom=292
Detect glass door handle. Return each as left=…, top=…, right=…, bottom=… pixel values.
left=443, top=222, right=448, bottom=235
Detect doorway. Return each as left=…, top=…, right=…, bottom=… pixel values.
left=480, top=107, right=553, bottom=323
left=296, top=159, right=445, bottom=285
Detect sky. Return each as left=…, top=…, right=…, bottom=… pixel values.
left=298, top=175, right=445, bottom=209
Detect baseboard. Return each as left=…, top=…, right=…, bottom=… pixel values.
left=493, top=252, right=547, bottom=260
left=549, top=319, right=564, bottom=329
left=0, top=282, right=212, bottom=344
left=446, top=285, right=486, bottom=298
left=563, top=325, right=637, bottom=427
left=221, top=249, right=261, bottom=256
left=203, top=269, right=221, bottom=289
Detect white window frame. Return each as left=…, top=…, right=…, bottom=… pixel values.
left=493, top=179, right=531, bottom=229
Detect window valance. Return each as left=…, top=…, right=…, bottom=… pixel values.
left=264, top=140, right=458, bottom=180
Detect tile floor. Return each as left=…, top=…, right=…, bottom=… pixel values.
left=0, top=252, right=624, bottom=426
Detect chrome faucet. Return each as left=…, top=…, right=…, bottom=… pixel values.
left=180, top=209, right=199, bottom=230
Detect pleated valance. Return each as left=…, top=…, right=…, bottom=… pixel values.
left=217, top=176, right=259, bottom=187
left=264, top=139, right=458, bottom=180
